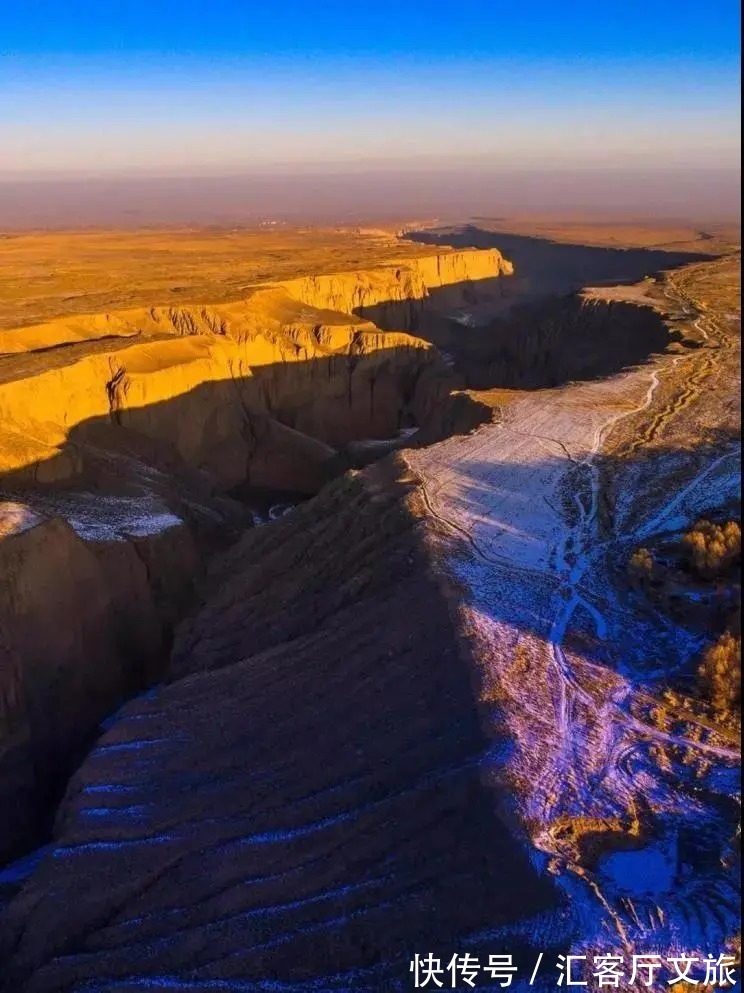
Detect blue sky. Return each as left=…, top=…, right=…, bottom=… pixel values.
left=1, top=0, right=740, bottom=176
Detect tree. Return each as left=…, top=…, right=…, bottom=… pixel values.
left=698, top=631, right=741, bottom=718
left=682, top=519, right=741, bottom=579
left=628, top=547, right=655, bottom=582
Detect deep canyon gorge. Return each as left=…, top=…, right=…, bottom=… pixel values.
left=0, top=224, right=739, bottom=992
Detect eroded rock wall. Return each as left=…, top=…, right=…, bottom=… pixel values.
left=0, top=459, right=562, bottom=991
left=0, top=299, right=453, bottom=492
left=445, top=296, right=683, bottom=390
left=0, top=512, right=203, bottom=859
left=0, top=249, right=505, bottom=862
left=279, top=249, right=511, bottom=326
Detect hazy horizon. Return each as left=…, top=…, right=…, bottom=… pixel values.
left=0, top=166, right=739, bottom=230
left=1, top=0, right=740, bottom=226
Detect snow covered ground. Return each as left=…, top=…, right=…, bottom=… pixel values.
left=0, top=501, right=44, bottom=537
left=406, top=326, right=741, bottom=958
left=0, top=491, right=183, bottom=542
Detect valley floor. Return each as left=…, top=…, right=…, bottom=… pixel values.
left=406, top=258, right=741, bottom=960
left=0, top=238, right=739, bottom=992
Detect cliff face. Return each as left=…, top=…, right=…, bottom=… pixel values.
left=279, top=249, right=511, bottom=326
left=0, top=507, right=202, bottom=858
left=436, top=294, right=683, bottom=390
left=0, top=248, right=511, bottom=356
left=0, top=248, right=507, bottom=862
left=0, top=459, right=561, bottom=990
left=0, top=305, right=435, bottom=491
left=0, top=249, right=511, bottom=491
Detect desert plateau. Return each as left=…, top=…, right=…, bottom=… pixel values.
left=0, top=214, right=740, bottom=991
left=1, top=1, right=741, bottom=988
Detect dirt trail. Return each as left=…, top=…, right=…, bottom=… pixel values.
left=405, top=263, right=741, bottom=954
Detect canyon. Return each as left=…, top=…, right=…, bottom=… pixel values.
left=0, top=223, right=740, bottom=991
left=0, top=244, right=509, bottom=862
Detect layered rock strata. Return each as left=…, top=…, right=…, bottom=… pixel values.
left=0, top=248, right=508, bottom=861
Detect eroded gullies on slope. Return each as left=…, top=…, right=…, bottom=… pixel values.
left=0, top=460, right=569, bottom=991
left=0, top=250, right=503, bottom=865
left=0, top=236, right=738, bottom=987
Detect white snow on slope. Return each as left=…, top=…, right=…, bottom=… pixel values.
left=0, top=492, right=182, bottom=543
left=406, top=343, right=741, bottom=956
left=0, top=501, right=44, bottom=538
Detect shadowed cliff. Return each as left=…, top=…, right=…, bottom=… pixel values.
left=0, top=251, right=513, bottom=865
left=348, top=226, right=716, bottom=391
left=0, top=340, right=491, bottom=864
left=404, top=225, right=716, bottom=293
left=0, top=257, right=715, bottom=862
left=0, top=457, right=569, bottom=992
left=0, top=427, right=739, bottom=990
left=435, top=295, right=695, bottom=391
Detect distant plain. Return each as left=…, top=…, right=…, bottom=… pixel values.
left=1, top=217, right=738, bottom=333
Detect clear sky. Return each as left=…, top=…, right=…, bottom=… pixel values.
left=1, top=0, right=740, bottom=179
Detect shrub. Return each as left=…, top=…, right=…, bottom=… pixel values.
left=698, top=631, right=741, bottom=718
left=628, top=547, right=654, bottom=581
left=682, top=519, right=741, bottom=579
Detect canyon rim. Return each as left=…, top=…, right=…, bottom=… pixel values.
left=1, top=1, right=741, bottom=989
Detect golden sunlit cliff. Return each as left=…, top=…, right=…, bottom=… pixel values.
left=0, top=246, right=509, bottom=860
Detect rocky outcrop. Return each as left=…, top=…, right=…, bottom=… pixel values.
left=0, top=291, right=487, bottom=493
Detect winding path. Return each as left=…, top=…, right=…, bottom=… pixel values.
left=405, top=266, right=741, bottom=950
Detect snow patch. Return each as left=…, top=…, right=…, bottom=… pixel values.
left=4, top=491, right=184, bottom=543
left=0, top=501, right=44, bottom=538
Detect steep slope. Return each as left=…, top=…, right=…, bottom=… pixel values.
left=0, top=465, right=248, bottom=862
left=0, top=458, right=567, bottom=993
left=427, top=294, right=689, bottom=390
left=0, top=509, right=196, bottom=858
left=0, top=299, right=439, bottom=490
left=280, top=249, right=510, bottom=329
left=0, top=245, right=739, bottom=990
left=0, top=249, right=504, bottom=863
left=1, top=249, right=509, bottom=488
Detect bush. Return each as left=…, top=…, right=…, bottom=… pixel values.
left=628, top=547, right=654, bottom=581
left=682, top=519, right=741, bottom=579
left=698, top=631, right=741, bottom=718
